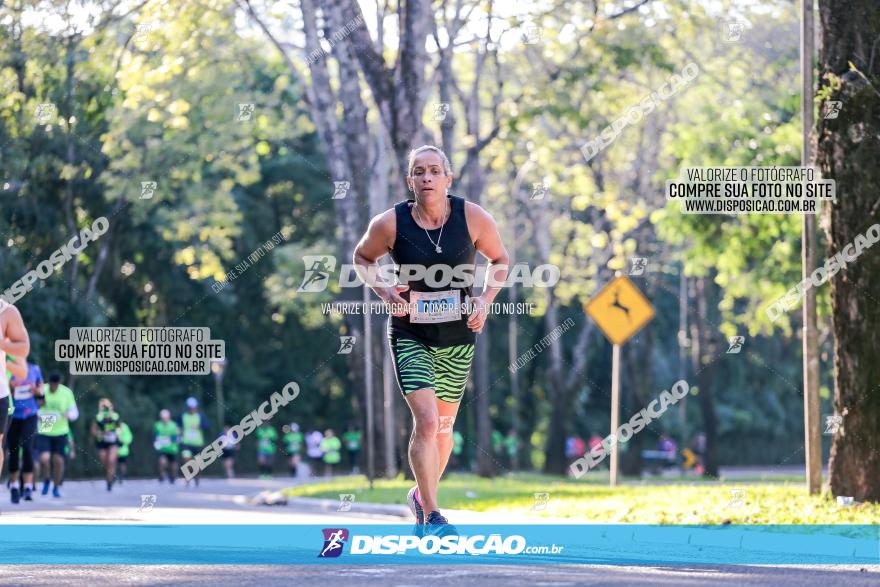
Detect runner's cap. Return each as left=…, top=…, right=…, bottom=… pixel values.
left=186, top=397, right=198, bottom=408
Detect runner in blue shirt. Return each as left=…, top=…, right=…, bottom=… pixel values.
left=7, top=361, right=43, bottom=503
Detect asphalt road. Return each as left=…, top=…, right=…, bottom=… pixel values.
left=0, top=477, right=875, bottom=586
left=0, top=563, right=875, bottom=586
left=0, top=476, right=367, bottom=524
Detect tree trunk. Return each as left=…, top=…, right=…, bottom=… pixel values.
left=336, top=0, right=431, bottom=180
left=368, top=121, right=398, bottom=478
left=690, top=276, right=719, bottom=478
left=541, top=300, right=568, bottom=475
left=455, top=3, right=503, bottom=478
left=620, top=320, right=653, bottom=477
left=506, top=210, right=521, bottom=471
left=466, top=141, right=495, bottom=478
left=323, top=1, right=370, bottom=263
left=529, top=198, right=565, bottom=475
left=64, top=35, right=79, bottom=302
left=817, top=0, right=880, bottom=501
left=434, top=12, right=456, bottom=155
left=298, top=0, right=378, bottom=481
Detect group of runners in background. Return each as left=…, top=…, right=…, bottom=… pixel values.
left=1, top=301, right=366, bottom=496
left=253, top=424, right=363, bottom=479
left=152, top=401, right=363, bottom=483
left=2, top=357, right=135, bottom=500
left=2, top=353, right=364, bottom=493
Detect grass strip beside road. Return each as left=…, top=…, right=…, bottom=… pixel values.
left=283, top=473, right=880, bottom=525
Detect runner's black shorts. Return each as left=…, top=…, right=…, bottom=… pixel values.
left=36, top=434, right=68, bottom=455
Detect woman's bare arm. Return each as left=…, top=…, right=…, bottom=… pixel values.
left=352, top=210, right=409, bottom=316
left=7, top=354, right=28, bottom=379
left=0, top=304, right=30, bottom=359
left=464, top=202, right=510, bottom=333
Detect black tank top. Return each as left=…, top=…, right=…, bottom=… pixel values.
left=388, top=194, right=477, bottom=346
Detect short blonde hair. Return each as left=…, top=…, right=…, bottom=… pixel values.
left=407, top=145, right=453, bottom=177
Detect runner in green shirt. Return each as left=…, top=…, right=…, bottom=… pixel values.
left=154, top=409, right=180, bottom=484
left=117, top=421, right=133, bottom=484
left=36, top=373, right=79, bottom=498
left=178, top=397, right=208, bottom=487
left=503, top=430, right=520, bottom=470
left=90, top=398, right=121, bottom=492
left=5, top=357, right=16, bottom=416
left=256, top=424, right=278, bottom=479
left=343, top=425, right=362, bottom=474
left=60, top=430, right=76, bottom=485
left=65, top=431, right=75, bottom=466
left=492, top=429, right=503, bottom=456
left=320, top=429, right=341, bottom=477
left=281, top=423, right=303, bottom=478
left=452, top=430, right=464, bottom=471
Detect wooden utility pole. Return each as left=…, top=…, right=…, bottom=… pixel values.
left=364, top=284, right=375, bottom=488
left=801, top=0, right=822, bottom=494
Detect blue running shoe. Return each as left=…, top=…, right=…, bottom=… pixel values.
left=424, top=510, right=458, bottom=537
left=52, top=486, right=62, bottom=498
left=406, top=485, right=425, bottom=524
left=42, top=479, right=51, bottom=496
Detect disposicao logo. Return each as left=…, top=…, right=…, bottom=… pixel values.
left=317, top=529, right=531, bottom=556
left=318, top=528, right=349, bottom=558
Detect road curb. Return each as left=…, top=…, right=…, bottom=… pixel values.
left=286, top=496, right=410, bottom=518
left=740, top=530, right=870, bottom=559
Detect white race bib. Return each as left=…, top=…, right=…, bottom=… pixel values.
left=409, top=290, right=460, bottom=324
left=13, top=385, right=33, bottom=400
left=154, top=437, right=171, bottom=449
left=103, top=431, right=118, bottom=443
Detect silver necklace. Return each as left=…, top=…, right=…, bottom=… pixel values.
left=414, top=195, right=448, bottom=253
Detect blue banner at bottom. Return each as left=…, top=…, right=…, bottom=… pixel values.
left=0, top=525, right=876, bottom=565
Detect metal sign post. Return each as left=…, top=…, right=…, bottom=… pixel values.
left=609, top=343, right=621, bottom=486
left=585, top=273, right=655, bottom=487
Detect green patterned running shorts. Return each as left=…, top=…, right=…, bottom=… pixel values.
left=389, top=336, right=476, bottom=403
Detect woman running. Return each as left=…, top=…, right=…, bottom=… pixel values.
left=153, top=409, right=180, bottom=483
left=1, top=301, right=31, bottom=503
left=353, top=145, right=509, bottom=531
left=36, top=372, right=79, bottom=498
left=6, top=359, right=44, bottom=503
left=91, top=398, right=121, bottom=491
left=116, top=420, right=133, bottom=484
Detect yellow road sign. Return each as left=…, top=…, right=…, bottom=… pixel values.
left=682, top=448, right=697, bottom=469
left=584, top=275, right=655, bottom=345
